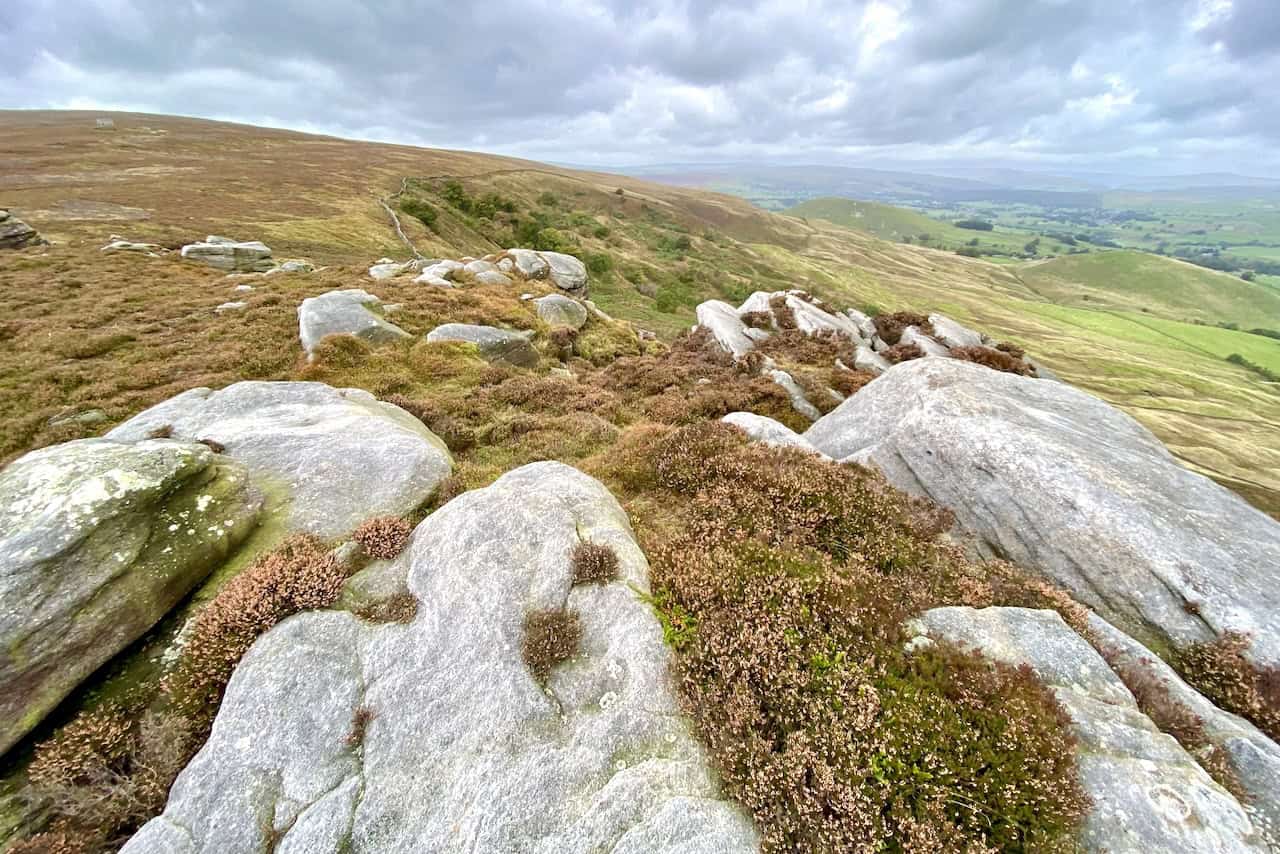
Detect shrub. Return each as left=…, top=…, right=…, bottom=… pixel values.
left=571, top=541, right=619, bottom=585
left=873, top=312, right=932, bottom=345
left=995, top=341, right=1026, bottom=360
left=741, top=310, right=772, bottom=330
left=758, top=329, right=852, bottom=368
left=949, top=345, right=1032, bottom=375
left=584, top=252, right=613, bottom=275
left=346, top=706, right=374, bottom=749
left=383, top=394, right=477, bottom=452
left=166, top=535, right=350, bottom=722
left=955, top=219, right=995, bottom=231
left=352, top=516, right=413, bottom=560
left=522, top=608, right=582, bottom=682
left=399, top=197, right=438, bottom=229
left=546, top=326, right=578, bottom=358
left=144, top=424, right=173, bottom=439
left=882, top=343, right=924, bottom=363
left=829, top=367, right=877, bottom=397
left=769, top=295, right=797, bottom=330
left=1173, top=632, right=1280, bottom=742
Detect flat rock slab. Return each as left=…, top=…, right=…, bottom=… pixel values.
left=805, top=357, right=1280, bottom=666
left=123, top=462, right=758, bottom=854
left=0, top=439, right=261, bottom=755
left=108, top=382, right=451, bottom=539
left=181, top=236, right=274, bottom=272
left=534, top=294, right=588, bottom=329
left=298, top=289, right=410, bottom=358
left=908, top=607, right=1268, bottom=852
left=426, top=323, right=539, bottom=368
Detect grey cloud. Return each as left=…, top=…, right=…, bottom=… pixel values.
left=0, top=0, right=1277, bottom=174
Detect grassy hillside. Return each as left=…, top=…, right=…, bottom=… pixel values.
left=1020, top=250, right=1280, bottom=328
left=0, top=110, right=1277, bottom=517
left=787, top=196, right=1076, bottom=257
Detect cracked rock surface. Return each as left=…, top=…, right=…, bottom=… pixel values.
left=122, top=461, right=757, bottom=854
left=806, top=357, right=1280, bottom=667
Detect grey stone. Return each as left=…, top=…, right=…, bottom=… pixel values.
left=474, top=270, right=511, bottom=286
left=534, top=294, right=588, bottom=330
left=0, top=439, right=262, bottom=755
left=1087, top=614, right=1280, bottom=839
left=266, top=259, right=315, bottom=275
left=297, top=289, right=410, bottom=358
left=108, top=382, right=451, bottom=539
left=805, top=358, right=1280, bottom=666
left=697, top=300, right=759, bottom=359
left=927, top=314, right=983, bottom=349
left=722, top=412, right=829, bottom=458
left=767, top=369, right=821, bottom=421
left=181, top=237, right=274, bottom=272
left=47, top=409, right=108, bottom=428
left=506, top=248, right=550, bottom=279
left=844, top=308, right=877, bottom=340
left=215, top=301, right=247, bottom=313
left=426, top=323, right=539, bottom=368
left=101, top=239, right=165, bottom=255
left=541, top=251, right=589, bottom=292
left=368, top=259, right=421, bottom=280
left=899, top=325, right=950, bottom=357
left=907, top=607, right=1267, bottom=852
left=464, top=259, right=499, bottom=275
left=122, top=462, right=758, bottom=854
left=785, top=295, right=863, bottom=340
left=853, top=344, right=891, bottom=375
left=0, top=217, right=39, bottom=250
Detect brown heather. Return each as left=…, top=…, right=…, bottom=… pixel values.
left=949, top=345, right=1033, bottom=376
left=631, top=425, right=1090, bottom=852
left=352, top=515, right=414, bottom=560
left=571, top=541, right=620, bottom=585
left=352, top=592, right=421, bottom=624
left=882, top=342, right=925, bottom=364
left=1172, top=632, right=1280, bottom=743
left=522, top=609, right=583, bottom=682
left=874, top=311, right=933, bottom=345
left=768, top=294, right=798, bottom=330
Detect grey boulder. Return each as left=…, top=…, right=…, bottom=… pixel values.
left=0, top=216, right=39, bottom=250
left=907, top=607, right=1268, bottom=852
left=928, top=313, right=983, bottom=349
left=0, top=439, right=261, bottom=755
left=474, top=269, right=511, bottom=286
left=108, top=382, right=451, bottom=539
left=506, top=248, right=550, bottom=279
left=696, top=300, right=761, bottom=359
left=853, top=344, right=891, bottom=375
left=541, top=251, right=589, bottom=292
left=899, top=325, right=950, bottom=357
left=122, top=462, right=758, bottom=854
left=181, top=236, right=274, bottom=272
left=426, top=323, right=539, bottom=368
left=805, top=358, right=1280, bottom=666
left=298, top=289, right=410, bottom=358
left=721, top=412, right=828, bottom=458
left=534, top=293, right=588, bottom=330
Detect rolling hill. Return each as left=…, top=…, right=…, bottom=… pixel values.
left=0, top=110, right=1277, bottom=517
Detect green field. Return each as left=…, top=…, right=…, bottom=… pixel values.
left=1019, top=250, right=1280, bottom=328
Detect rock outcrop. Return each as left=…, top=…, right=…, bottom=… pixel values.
left=0, top=210, right=40, bottom=250
left=0, top=439, right=262, bottom=755
left=108, top=382, right=451, bottom=538
left=180, top=235, right=274, bottom=272
left=426, top=323, right=539, bottom=368
left=298, top=289, right=410, bottom=358
left=806, top=358, right=1280, bottom=666
left=907, top=607, right=1269, bottom=852
left=122, top=463, right=758, bottom=854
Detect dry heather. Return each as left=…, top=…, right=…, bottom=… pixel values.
left=571, top=541, right=620, bottom=585
left=522, top=609, right=583, bottom=682
left=352, top=516, right=414, bottom=560
left=1173, top=632, right=1280, bottom=743
left=950, top=345, right=1033, bottom=375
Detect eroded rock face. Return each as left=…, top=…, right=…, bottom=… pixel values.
left=806, top=358, right=1280, bottom=666
left=122, top=462, right=758, bottom=854
left=298, top=289, right=410, bottom=358
left=907, top=607, right=1268, bottom=853
left=108, top=382, right=451, bottom=539
left=180, top=236, right=274, bottom=272
left=425, top=323, right=539, bottom=368
left=0, top=440, right=262, bottom=755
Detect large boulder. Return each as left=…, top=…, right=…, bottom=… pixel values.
left=298, top=289, right=410, bottom=358
left=122, top=462, right=758, bottom=854
left=907, top=607, right=1268, bottom=852
left=181, top=236, right=274, bottom=272
left=695, top=300, right=762, bottom=359
left=534, top=293, right=588, bottom=330
left=108, top=382, right=451, bottom=539
left=541, top=251, right=588, bottom=293
left=928, top=313, right=983, bottom=349
left=506, top=248, right=550, bottom=279
left=805, top=358, right=1280, bottom=666
left=0, top=213, right=39, bottom=250
left=721, top=412, right=828, bottom=458
left=0, top=439, right=262, bottom=755
left=425, top=323, right=539, bottom=368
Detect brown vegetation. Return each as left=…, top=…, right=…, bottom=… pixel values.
left=950, top=345, right=1033, bottom=376
left=873, top=311, right=932, bottom=345
left=352, top=516, right=414, bottom=560
left=571, top=541, right=620, bottom=585
left=522, top=609, right=583, bottom=682
left=1173, top=632, right=1280, bottom=743
left=882, top=342, right=924, bottom=363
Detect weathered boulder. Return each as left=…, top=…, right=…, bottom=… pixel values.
left=506, top=248, right=550, bottom=279
left=464, top=259, right=499, bottom=275
left=415, top=260, right=464, bottom=285
left=1087, top=614, right=1280, bottom=836
left=180, top=236, right=274, bottom=272
left=722, top=412, right=828, bottom=457
left=534, top=293, right=588, bottom=330
left=426, top=323, right=539, bottom=368
left=108, top=382, right=451, bottom=539
left=122, top=462, right=758, bottom=854
left=907, top=607, right=1268, bottom=852
left=541, top=251, right=588, bottom=292
left=899, top=325, right=950, bottom=357
left=266, top=259, right=315, bottom=276
left=474, top=269, right=511, bottom=286
left=214, top=301, right=247, bottom=313
left=0, top=215, right=39, bottom=250
left=767, top=368, right=821, bottom=421
left=736, top=292, right=863, bottom=341
left=696, top=300, right=762, bottom=359
left=0, top=439, right=262, bottom=755
left=928, top=313, right=983, bottom=349
left=101, top=238, right=165, bottom=255
left=844, top=308, right=877, bottom=340
left=805, top=358, right=1280, bottom=666
left=297, top=289, right=410, bottom=358
left=368, top=258, right=422, bottom=280
left=853, top=344, right=891, bottom=375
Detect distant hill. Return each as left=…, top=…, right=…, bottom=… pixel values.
left=1020, top=250, right=1280, bottom=329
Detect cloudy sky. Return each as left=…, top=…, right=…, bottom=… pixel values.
left=2, top=0, right=1277, bottom=175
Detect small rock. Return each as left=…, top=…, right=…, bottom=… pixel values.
left=233, top=284, right=254, bottom=293
left=722, top=413, right=829, bottom=458
left=768, top=369, right=821, bottom=421
left=845, top=308, right=877, bottom=340
left=534, top=294, right=588, bottom=330
left=181, top=236, right=274, bottom=273
left=297, top=289, right=410, bottom=358
left=474, top=270, right=511, bottom=286
left=47, top=409, right=108, bottom=428
left=265, top=259, right=315, bottom=276
left=0, top=216, right=39, bottom=250
left=215, top=301, right=247, bottom=313
left=899, top=325, right=950, bottom=357
left=425, top=323, right=539, bottom=368
left=368, top=259, right=422, bottom=280
left=853, top=345, right=891, bottom=375
left=101, top=239, right=165, bottom=255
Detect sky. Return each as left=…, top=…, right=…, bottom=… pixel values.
left=2, top=0, right=1278, bottom=176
